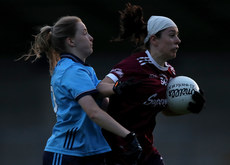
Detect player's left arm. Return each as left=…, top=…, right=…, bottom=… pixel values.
left=163, top=89, right=205, bottom=116
left=188, top=89, right=206, bottom=113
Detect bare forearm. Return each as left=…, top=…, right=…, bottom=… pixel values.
left=97, top=76, right=115, bottom=97
left=79, top=95, right=129, bottom=138
left=91, top=108, right=130, bottom=138
left=97, top=82, right=115, bottom=97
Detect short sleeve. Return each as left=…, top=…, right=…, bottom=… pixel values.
left=61, top=66, right=98, bottom=101
left=106, top=62, right=126, bottom=82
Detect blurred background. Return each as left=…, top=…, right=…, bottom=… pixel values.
left=0, top=0, right=229, bottom=165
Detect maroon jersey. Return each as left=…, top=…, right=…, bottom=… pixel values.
left=104, top=50, right=176, bottom=153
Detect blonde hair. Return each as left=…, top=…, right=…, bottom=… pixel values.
left=20, top=16, right=82, bottom=75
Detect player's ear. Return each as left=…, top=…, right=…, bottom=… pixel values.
left=149, top=35, right=159, bottom=46
left=66, top=37, right=75, bottom=47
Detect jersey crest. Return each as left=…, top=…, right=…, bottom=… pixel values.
left=159, top=74, right=169, bottom=86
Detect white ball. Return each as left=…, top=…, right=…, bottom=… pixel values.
left=166, top=76, right=199, bottom=114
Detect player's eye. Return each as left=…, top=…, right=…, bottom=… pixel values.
left=83, top=29, right=88, bottom=35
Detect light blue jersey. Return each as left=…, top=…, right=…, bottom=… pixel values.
left=44, top=53, right=111, bottom=157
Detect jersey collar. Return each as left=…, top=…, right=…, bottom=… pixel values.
left=145, top=50, right=169, bottom=71
left=60, top=53, right=89, bottom=66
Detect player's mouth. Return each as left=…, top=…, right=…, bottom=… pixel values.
left=172, top=47, right=179, bottom=53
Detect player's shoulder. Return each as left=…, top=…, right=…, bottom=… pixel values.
left=55, top=59, right=88, bottom=79
left=117, top=51, right=146, bottom=65
left=130, top=51, right=147, bottom=59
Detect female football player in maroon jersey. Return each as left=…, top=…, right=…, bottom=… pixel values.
left=97, top=3, right=205, bottom=165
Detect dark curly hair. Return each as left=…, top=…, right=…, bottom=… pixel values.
left=112, top=3, right=148, bottom=50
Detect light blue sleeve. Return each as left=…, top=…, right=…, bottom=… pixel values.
left=61, top=65, right=98, bottom=100
left=90, top=67, right=101, bottom=86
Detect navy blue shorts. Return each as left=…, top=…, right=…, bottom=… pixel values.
left=43, top=151, right=106, bottom=165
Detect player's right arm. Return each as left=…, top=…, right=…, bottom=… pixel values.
left=97, top=76, right=142, bottom=97
left=97, top=76, right=115, bottom=97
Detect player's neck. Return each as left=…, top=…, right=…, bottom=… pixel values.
left=148, top=49, right=166, bottom=67
left=150, top=53, right=166, bottom=67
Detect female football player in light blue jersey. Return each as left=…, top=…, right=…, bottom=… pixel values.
left=22, top=16, right=142, bottom=165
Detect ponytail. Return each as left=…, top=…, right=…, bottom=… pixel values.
left=20, top=16, right=81, bottom=75
left=17, top=25, right=59, bottom=75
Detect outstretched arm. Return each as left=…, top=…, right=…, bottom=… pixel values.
left=97, top=76, right=142, bottom=97
left=97, top=77, right=115, bottom=97
left=78, top=94, right=129, bottom=137
left=78, top=94, right=142, bottom=162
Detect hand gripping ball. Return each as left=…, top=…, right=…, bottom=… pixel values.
left=166, top=76, right=199, bottom=114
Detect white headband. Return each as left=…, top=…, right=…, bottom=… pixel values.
left=144, top=16, right=177, bottom=43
